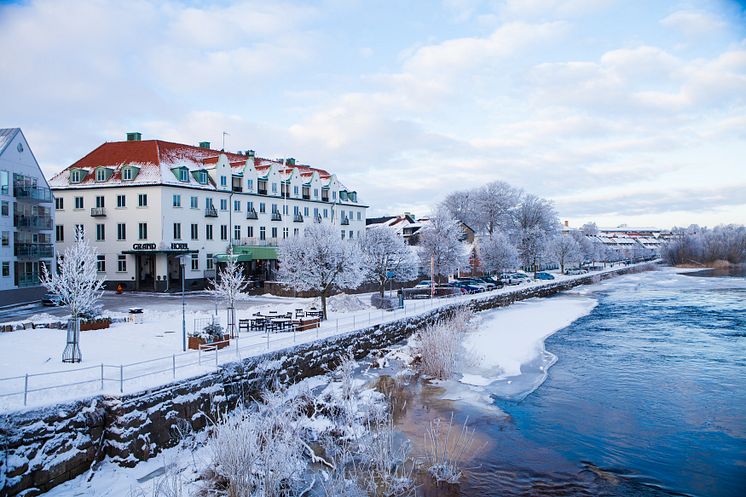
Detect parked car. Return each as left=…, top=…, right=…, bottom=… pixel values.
left=414, top=280, right=432, bottom=289
left=42, top=293, right=63, bottom=306
left=498, top=273, right=521, bottom=285
left=535, top=272, right=555, bottom=280
left=449, top=281, right=482, bottom=294
left=471, top=277, right=498, bottom=290
left=455, top=278, right=490, bottom=292
left=565, top=268, right=588, bottom=275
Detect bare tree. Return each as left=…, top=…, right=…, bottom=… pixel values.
left=209, top=248, right=249, bottom=338
left=418, top=208, right=468, bottom=282
left=360, top=226, right=418, bottom=297
left=278, top=223, right=366, bottom=319
left=548, top=235, right=583, bottom=274
left=40, top=226, right=104, bottom=363
left=478, top=232, right=519, bottom=274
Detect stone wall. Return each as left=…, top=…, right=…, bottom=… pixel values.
left=0, top=263, right=655, bottom=496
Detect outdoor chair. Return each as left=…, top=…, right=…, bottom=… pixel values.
left=295, top=308, right=305, bottom=319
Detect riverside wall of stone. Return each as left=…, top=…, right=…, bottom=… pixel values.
left=0, top=262, right=655, bottom=496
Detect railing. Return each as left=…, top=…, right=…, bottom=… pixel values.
left=205, top=207, right=218, bottom=217
left=271, top=212, right=282, bottom=221
left=0, top=262, right=656, bottom=410
left=90, top=207, right=106, bottom=217
left=341, top=217, right=350, bottom=225
left=293, top=214, right=304, bottom=222
left=302, top=194, right=310, bottom=200
left=14, top=185, right=53, bottom=203
left=14, top=215, right=53, bottom=229
left=314, top=215, right=322, bottom=223
left=258, top=189, right=267, bottom=195
left=14, top=243, right=54, bottom=258
left=246, top=210, right=258, bottom=220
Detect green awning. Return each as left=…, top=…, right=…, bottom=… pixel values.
left=216, top=245, right=278, bottom=262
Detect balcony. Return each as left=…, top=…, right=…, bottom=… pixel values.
left=302, top=193, right=310, bottom=200
left=14, top=185, right=53, bottom=203
left=314, top=215, right=322, bottom=223
left=258, top=189, right=268, bottom=195
left=205, top=206, right=218, bottom=217
left=14, top=215, right=53, bottom=230
left=15, top=243, right=54, bottom=258
left=321, top=194, right=329, bottom=202
left=293, top=214, right=304, bottom=223
left=271, top=212, right=282, bottom=221
left=246, top=209, right=258, bottom=220
left=90, top=207, right=106, bottom=217
left=341, top=216, right=350, bottom=225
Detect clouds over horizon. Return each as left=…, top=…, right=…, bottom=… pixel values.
left=1, top=0, right=744, bottom=228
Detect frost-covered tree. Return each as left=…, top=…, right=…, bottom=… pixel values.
left=209, top=248, right=249, bottom=338
left=441, top=190, right=479, bottom=233
left=513, top=194, right=560, bottom=271
left=548, top=235, right=583, bottom=274
left=580, top=222, right=599, bottom=236
left=418, top=209, right=468, bottom=282
left=478, top=232, right=519, bottom=274
left=278, top=223, right=366, bottom=319
left=570, top=230, right=597, bottom=265
left=662, top=224, right=746, bottom=266
left=40, top=226, right=104, bottom=363
left=476, top=180, right=521, bottom=235
left=360, top=226, right=418, bottom=297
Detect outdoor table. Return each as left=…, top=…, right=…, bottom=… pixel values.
left=305, top=310, right=324, bottom=319
left=270, top=318, right=293, bottom=332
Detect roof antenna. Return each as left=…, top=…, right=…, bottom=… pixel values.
left=222, top=131, right=230, bottom=150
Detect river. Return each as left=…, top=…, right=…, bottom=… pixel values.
left=389, top=267, right=746, bottom=497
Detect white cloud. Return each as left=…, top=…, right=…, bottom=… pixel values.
left=661, top=9, right=728, bottom=37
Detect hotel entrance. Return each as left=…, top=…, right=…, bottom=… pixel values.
left=123, top=243, right=197, bottom=292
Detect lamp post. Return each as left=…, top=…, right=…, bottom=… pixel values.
left=180, top=255, right=187, bottom=352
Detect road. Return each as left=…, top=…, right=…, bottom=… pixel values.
left=1, top=291, right=295, bottom=322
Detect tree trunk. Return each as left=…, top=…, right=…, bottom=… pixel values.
left=379, top=279, right=385, bottom=298
left=320, top=292, right=327, bottom=320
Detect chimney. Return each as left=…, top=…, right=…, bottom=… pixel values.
left=126, top=132, right=142, bottom=142
left=199, top=141, right=210, bottom=149
left=246, top=150, right=255, bottom=158
left=286, top=157, right=296, bottom=166
left=564, top=220, right=569, bottom=228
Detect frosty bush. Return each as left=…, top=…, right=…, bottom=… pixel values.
left=416, top=308, right=473, bottom=380
left=423, top=414, right=480, bottom=485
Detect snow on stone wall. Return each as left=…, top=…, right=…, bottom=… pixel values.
left=0, top=263, right=655, bottom=497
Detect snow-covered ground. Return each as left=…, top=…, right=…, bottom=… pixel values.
left=0, top=263, right=650, bottom=411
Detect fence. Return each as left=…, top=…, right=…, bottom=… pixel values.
left=0, top=262, right=650, bottom=411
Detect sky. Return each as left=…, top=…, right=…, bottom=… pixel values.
left=0, top=0, right=744, bottom=229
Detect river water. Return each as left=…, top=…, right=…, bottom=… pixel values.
left=391, top=268, right=746, bottom=497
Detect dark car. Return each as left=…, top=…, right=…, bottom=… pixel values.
left=449, top=281, right=481, bottom=294
left=535, top=272, right=555, bottom=280
left=42, top=293, right=63, bottom=306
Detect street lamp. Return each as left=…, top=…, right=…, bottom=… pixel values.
left=179, top=254, right=187, bottom=352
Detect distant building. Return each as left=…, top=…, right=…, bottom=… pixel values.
left=366, top=212, right=475, bottom=245
left=49, top=133, right=367, bottom=291
left=0, top=128, right=55, bottom=305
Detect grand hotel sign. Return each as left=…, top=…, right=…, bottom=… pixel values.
left=131, top=243, right=190, bottom=251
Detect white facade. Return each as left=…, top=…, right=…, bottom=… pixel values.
left=49, top=136, right=367, bottom=291
left=0, top=128, right=55, bottom=304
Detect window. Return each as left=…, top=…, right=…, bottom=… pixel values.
left=323, top=208, right=328, bottom=219
left=96, top=224, right=105, bottom=241
left=95, top=168, right=108, bottom=182
left=220, top=176, right=227, bottom=187
left=178, top=168, right=188, bottom=182
left=0, top=201, right=7, bottom=216
left=138, top=223, right=147, bottom=240
left=96, top=196, right=104, bottom=208
left=1, top=231, right=9, bottom=246
left=234, top=225, right=241, bottom=240
left=283, top=227, right=288, bottom=239
left=332, top=191, right=337, bottom=200
left=206, top=254, right=214, bottom=270
left=191, top=253, right=199, bottom=270
left=173, top=223, right=181, bottom=240
left=190, top=196, right=198, bottom=209
left=293, top=205, right=300, bottom=216
left=293, top=185, right=299, bottom=196
left=196, top=171, right=208, bottom=184
left=55, top=197, right=64, bottom=210
left=191, top=224, right=198, bottom=240
left=233, top=200, right=241, bottom=212
left=138, top=194, right=147, bottom=207
left=247, top=226, right=253, bottom=238
left=206, top=198, right=213, bottom=209
left=282, top=204, right=289, bottom=215
left=117, top=223, right=126, bottom=240
left=75, top=224, right=85, bottom=238
left=70, top=169, right=83, bottom=183
left=272, top=182, right=277, bottom=193
left=349, top=230, right=354, bottom=239
left=304, top=207, right=309, bottom=216
left=313, top=188, right=319, bottom=199
left=206, top=224, right=213, bottom=240
left=74, top=196, right=84, bottom=209
left=247, top=179, right=253, bottom=190
left=172, top=194, right=181, bottom=207
left=271, top=227, right=277, bottom=239
left=220, top=199, right=227, bottom=211
left=2, top=262, right=9, bottom=277
left=259, top=202, right=266, bottom=213
left=0, top=171, right=8, bottom=194
left=117, top=195, right=126, bottom=208
left=117, top=255, right=127, bottom=272
left=271, top=204, right=278, bottom=214
left=96, top=255, right=106, bottom=272
left=55, top=226, right=63, bottom=242
left=293, top=228, right=299, bottom=236
left=341, top=230, right=345, bottom=240
left=247, top=201, right=254, bottom=212
left=259, top=227, right=266, bottom=240
left=122, top=167, right=133, bottom=181
left=220, top=225, right=227, bottom=240
left=313, top=207, right=319, bottom=218
left=357, top=211, right=361, bottom=221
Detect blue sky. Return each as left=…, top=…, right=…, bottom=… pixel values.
left=1, top=0, right=744, bottom=228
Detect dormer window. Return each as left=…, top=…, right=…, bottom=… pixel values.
left=247, top=179, right=254, bottom=191
left=122, top=168, right=133, bottom=181
left=193, top=170, right=209, bottom=185
left=179, top=169, right=188, bottom=182
left=70, top=169, right=83, bottom=183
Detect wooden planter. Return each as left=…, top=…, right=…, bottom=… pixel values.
left=80, top=320, right=111, bottom=331
left=296, top=318, right=320, bottom=331
left=188, top=334, right=230, bottom=350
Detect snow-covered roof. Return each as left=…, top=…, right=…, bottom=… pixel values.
left=0, top=128, right=20, bottom=156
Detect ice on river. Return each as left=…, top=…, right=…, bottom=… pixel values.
left=460, top=295, right=598, bottom=400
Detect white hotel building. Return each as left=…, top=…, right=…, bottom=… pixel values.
left=49, top=133, right=367, bottom=291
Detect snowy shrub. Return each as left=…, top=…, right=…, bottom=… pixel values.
left=191, top=322, right=224, bottom=342
left=423, top=415, right=480, bottom=485
left=416, top=308, right=473, bottom=380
